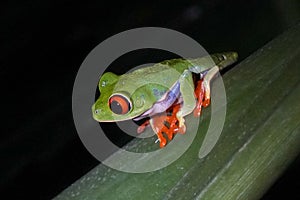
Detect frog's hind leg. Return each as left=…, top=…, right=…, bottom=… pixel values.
left=193, top=79, right=205, bottom=117
left=193, top=66, right=219, bottom=117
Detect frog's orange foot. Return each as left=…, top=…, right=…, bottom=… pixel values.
left=156, top=122, right=185, bottom=147
left=155, top=122, right=177, bottom=147
left=137, top=120, right=150, bottom=134
left=152, top=104, right=183, bottom=148
left=193, top=79, right=210, bottom=117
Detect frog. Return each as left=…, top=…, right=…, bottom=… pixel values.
left=92, top=52, right=238, bottom=147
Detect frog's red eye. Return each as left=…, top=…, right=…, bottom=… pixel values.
left=109, top=95, right=131, bottom=115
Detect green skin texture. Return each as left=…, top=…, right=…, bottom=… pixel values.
left=92, top=52, right=238, bottom=122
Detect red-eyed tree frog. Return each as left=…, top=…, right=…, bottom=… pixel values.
left=92, top=52, right=238, bottom=147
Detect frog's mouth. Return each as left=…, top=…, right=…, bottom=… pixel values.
left=93, top=113, right=146, bottom=123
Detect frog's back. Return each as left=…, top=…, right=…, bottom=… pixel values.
left=114, top=58, right=191, bottom=94
left=131, top=58, right=190, bottom=76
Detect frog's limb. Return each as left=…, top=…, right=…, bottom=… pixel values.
left=176, top=70, right=196, bottom=127
left=147, top=104, right=184, bottom=148
left=150, top=116, right=169, bottom=148
left=193, top=66, right=220, bottom=117
left=137, top=120, right=150, bottom=134
left=193, top=79, right=205, bottom=117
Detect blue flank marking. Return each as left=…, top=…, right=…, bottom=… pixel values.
left=164, top=81, right=180, bottom=106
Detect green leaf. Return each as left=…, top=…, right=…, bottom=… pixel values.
left=55, top=23, right=300, bottom=200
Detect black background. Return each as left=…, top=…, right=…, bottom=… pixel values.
left=1, top=0, right=299, bottom=199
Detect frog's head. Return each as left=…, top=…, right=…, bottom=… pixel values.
left=92, top=72, right=160, bottom=122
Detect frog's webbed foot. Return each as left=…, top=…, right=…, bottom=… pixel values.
left=137, top=117, right=168, bottom=148
left=151, top=104, right=185, bottom=148
left=193, top=79, right=210, bottom=117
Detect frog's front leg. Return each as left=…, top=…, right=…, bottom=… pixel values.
left=177, top=69, right=196, bottom=127
left=155, top=130, right=167, bottom=148
left=137, top=120, right=150, bottom=134
left=150, top=103, right=184, bottom=148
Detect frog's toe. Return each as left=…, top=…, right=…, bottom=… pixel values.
left=156, top=131, right=167, bottom=148
left=203, top=98, right=210, bottom=107
left=165, top=130, right=174, bottom=140
left=178, top=124, right=186, bottom=134
left=158, top=137, right=167, bottom=148
left=179, top=116, right=185, bottom=128
left=193, top=104, right=202, bottom=117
